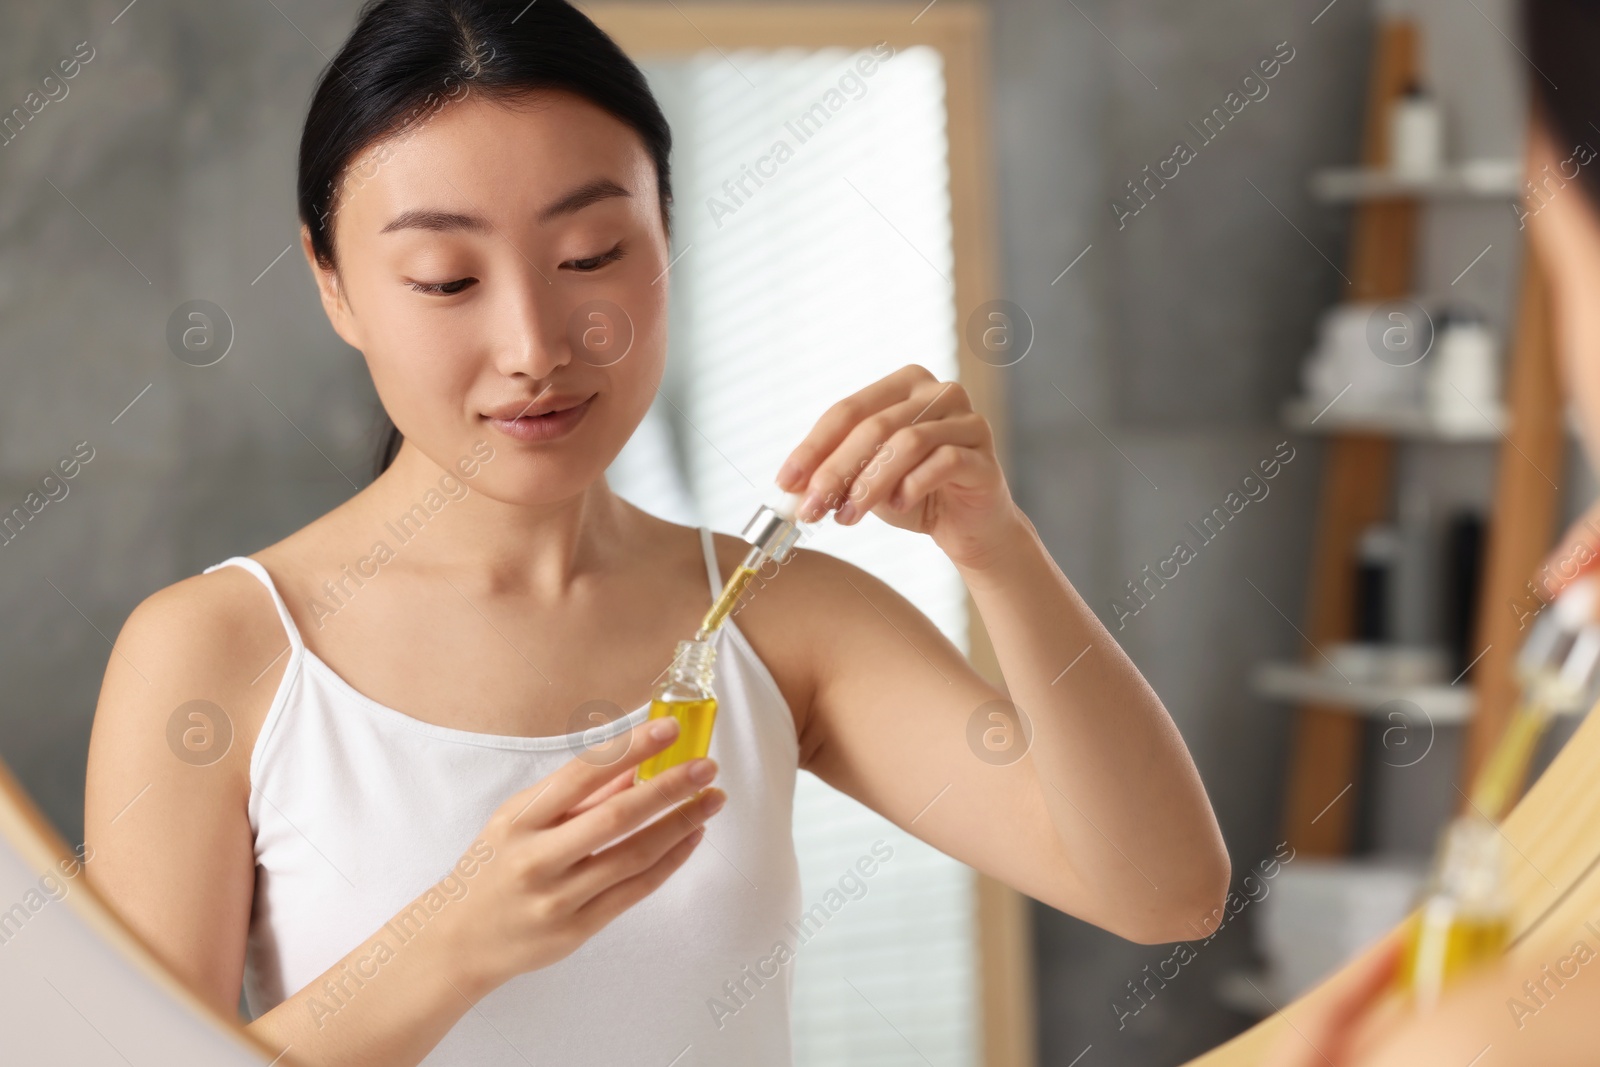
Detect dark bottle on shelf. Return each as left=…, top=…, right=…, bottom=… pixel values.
left=1442, top=510, right=1486, bottom=679
left=1355, top=523, right=1402, bottom=643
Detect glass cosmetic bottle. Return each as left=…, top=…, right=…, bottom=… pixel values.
left=635, top=638, right=718, bottom=783
left=1397, top=814, right=1511, bottom=1010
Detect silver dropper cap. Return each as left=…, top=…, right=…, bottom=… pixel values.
left=740, top=490, right=805, bottom=562
left=1517, top=576, right=1600, bottom=714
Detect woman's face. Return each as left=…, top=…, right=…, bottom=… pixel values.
left=1526, top=119, right=1600, bottom=465
left=303, top=88, right=670, bottom=504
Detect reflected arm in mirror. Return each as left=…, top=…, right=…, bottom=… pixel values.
left=1258, top=926, right=1600, bottom=1067
left=781, top=509, right=1231, bottom=946
left=1347, top=950, right=1600, bottom=1067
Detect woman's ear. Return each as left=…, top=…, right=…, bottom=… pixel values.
left=300, top=223, right=363, bottom=351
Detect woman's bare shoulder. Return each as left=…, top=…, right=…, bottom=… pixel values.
left=82, top=562, right=294, bottom=1009
left=120, top=563, right=296, bottom=683
left=704, top=531, right=908, bottom=761
left=90, top=560, right=300, bottom=788
left=717, top=534, right=901, bottom=614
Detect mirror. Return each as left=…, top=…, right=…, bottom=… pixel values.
left=5, top=2, right=1596, bottom=1066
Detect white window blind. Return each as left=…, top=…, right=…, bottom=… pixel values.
left=609, top=45, right=977, bottom=1066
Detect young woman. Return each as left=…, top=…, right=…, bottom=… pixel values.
left=1265, top=1, right=1600, bottom=1064
left=82, top=2, right=1228, bottom=1065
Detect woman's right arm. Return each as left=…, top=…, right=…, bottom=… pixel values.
left=84, top=575, right=278, bottom=1018
left=85, top=574, right=723, bottom=1067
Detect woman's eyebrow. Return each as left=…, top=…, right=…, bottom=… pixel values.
left=537, top=177, right=631, bottom=222
left=379, top=209, right=492, bottom=236
left=378, top=178, right=631, bottom=236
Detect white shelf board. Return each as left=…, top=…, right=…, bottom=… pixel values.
left=1310, top=161, right=1521, bottom=202
left=1282, top=398, right=1505, bottom=440
left=1250, top=661, right=1474, bottom=724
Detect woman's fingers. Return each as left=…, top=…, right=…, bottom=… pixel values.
left=777, top=364, right=939, bottom=500
left=805, top=386, right=966, bottom=515
left=558, top=765, right=638, bottom=821
left=889, top=442, right=990, bottom=511
left=497, top=717, right=682, bottom=832
left=573, top=816, right=710, bottom=933
left=563, top=786, right=725, bottom=904
left=792, top=377, right=977, bottom=523
left=538, top=754, right=720, bottom=869
left=1539, top=495, right=1600, bottom=601
left=834, top=413, right=991, bottom=524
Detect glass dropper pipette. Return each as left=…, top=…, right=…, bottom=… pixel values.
left=1470, top=576, right=1600, bottom=818
left=634, top=491, right=808, bottom=784
left=694, top=490, right=807, bottom=641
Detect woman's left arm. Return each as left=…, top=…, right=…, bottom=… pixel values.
left=776, top=364, right=1229, bottom=944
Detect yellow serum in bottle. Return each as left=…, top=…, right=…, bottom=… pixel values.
left=636, top=638, right=718, bottom=783
left=1397, top=814, right=1512, bottom=1009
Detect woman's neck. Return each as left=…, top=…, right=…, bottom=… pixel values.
left=356, top=437, right=636, bottom=597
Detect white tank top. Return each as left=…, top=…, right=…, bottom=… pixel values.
left=203, top=526, right=803, bottom=1066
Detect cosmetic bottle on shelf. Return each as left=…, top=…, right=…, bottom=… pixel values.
left=1389, top=82, right=1444, bottom=179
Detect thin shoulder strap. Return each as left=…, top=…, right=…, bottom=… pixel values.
left=698, top=526, right=723, bottom=601
left=202, top=556, right=306, bottom=654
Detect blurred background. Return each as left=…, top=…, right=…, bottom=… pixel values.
left=0, top=0, right=1589, bottom=1065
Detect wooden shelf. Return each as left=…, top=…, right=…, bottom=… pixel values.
left=1281, top=398, right=1505, bottom=440
left=1310, top=160, right=1520, bottom=202
left=1251, top=662, right=1474, bottom=724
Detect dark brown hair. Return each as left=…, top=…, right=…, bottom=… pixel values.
left=1524, top=0, right=1600, bottom=208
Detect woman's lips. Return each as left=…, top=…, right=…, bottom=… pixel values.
left=484, top=395, right=593, bottom=441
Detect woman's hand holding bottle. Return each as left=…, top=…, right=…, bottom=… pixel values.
left=436, top=716, right=724, bottom=1000
left=246, top=717, right=724, bottom=1067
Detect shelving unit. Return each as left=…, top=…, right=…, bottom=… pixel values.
left=1220, top=22, right=1568, bottom=1020
left=1261, top=19, right=1565, bottom=857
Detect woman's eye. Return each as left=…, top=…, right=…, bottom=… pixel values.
left=408, top=277, right=476, bottom=296
left=565, top=243, right=626, bottom=272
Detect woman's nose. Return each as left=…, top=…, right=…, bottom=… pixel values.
left=491, top=281, right=571, bottom=379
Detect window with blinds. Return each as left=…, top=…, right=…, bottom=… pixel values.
left=607, top=45, right=978, bottom=1066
